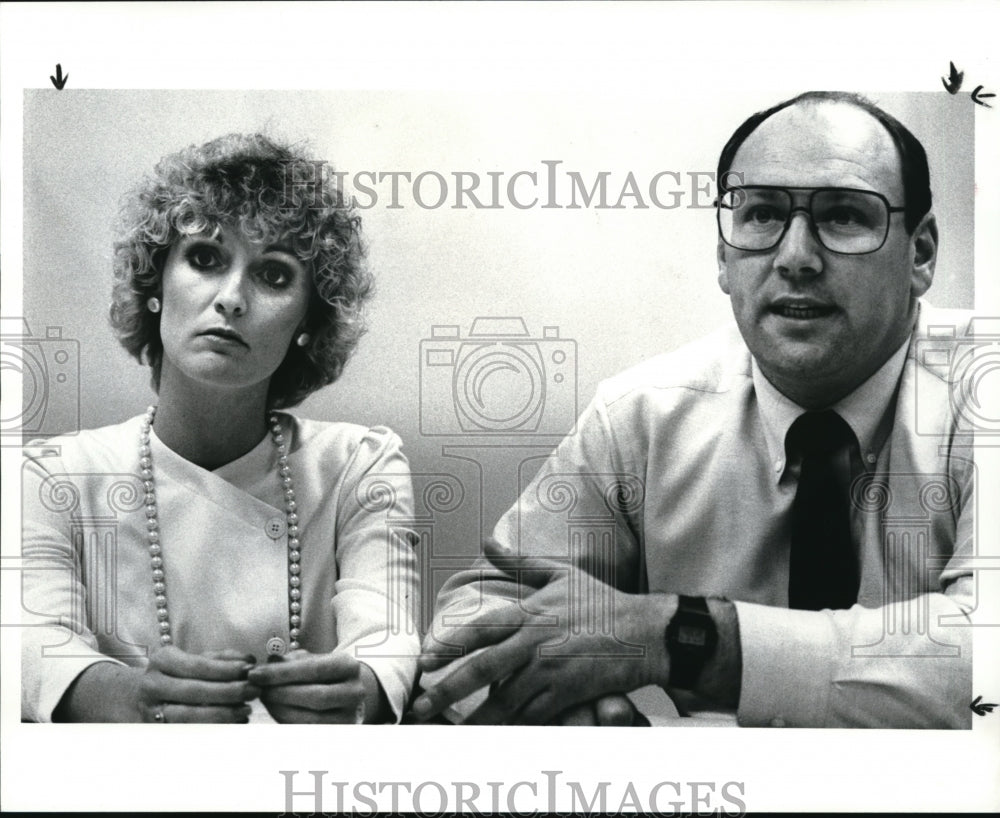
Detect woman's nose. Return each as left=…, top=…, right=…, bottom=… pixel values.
left=773, top=211, right=824, bottom=280
left=214, top=268, right=248, bottom=316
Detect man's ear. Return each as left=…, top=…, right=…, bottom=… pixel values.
left=717, top=237, right=731, bottom=295
left=910, top=211, right=937, bottom=298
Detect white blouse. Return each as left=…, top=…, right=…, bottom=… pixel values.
left=21, top=413, right=420, bottom=722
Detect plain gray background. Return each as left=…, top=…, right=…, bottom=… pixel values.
left=20, top=89, right=975, bottom=618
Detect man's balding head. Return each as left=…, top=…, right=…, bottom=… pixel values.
left=717, top=92, right=931, bottom=234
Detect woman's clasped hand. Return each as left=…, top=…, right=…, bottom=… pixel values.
left=135, top=647, right=372, bottom=724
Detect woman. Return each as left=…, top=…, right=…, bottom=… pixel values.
left=21, top=134, right=419, bottom=723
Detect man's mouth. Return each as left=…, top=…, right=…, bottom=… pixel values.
left=769, top=301, right=837, bottom=320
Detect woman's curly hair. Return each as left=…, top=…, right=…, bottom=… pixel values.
left=109, top=133, right=372, bottom=409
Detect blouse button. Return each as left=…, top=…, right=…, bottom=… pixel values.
left=770, top=716, right=786, bottom=728
left=265, top=636, right=287, bottom=656
left=265, top=516, right=287, bottom=539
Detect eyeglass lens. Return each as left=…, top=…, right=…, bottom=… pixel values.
left=719, top=188, right=890, bottom=253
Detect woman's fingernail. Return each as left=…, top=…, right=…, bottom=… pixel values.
left=412, top=697, right=431, bottom=717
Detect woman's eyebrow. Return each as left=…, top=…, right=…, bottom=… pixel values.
left=182, top=231, right=224, bottom=245
left=264, top=243, right=296, bottom=256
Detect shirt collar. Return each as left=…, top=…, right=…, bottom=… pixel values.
left=752, top=335, right=911, bottom=484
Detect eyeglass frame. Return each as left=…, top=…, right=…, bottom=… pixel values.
left=715, top=184, right=906, bottom=256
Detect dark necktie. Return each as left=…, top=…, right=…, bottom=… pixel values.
left=787, top=410, right=860, bottom=610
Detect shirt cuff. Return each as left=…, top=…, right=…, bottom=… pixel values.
left=23, top=640, right=125, bottom=723
left=732, top=601, right=837, bottom=727
left=350, top=637, right=418, bottom=724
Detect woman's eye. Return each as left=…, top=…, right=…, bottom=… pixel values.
left=186, top=246, right=221, bottom=269
left=260, top=263, right=291, bottom=288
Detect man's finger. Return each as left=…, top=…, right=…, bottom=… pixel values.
left=482, top=537, right=567, bottom=589
left=464, top=667, right=546, bottom=725
left=557, top=702, right=598, bottom=726
left=507, top=687, right=562, bottom=725
left=419, top=600, right=527, bottom=672
left=595, top=694, right=637, bottom=726
left=412, top=637, right=535, bottom=720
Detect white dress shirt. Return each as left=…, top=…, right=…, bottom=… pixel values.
left=432, top=303, right=974, bottom=727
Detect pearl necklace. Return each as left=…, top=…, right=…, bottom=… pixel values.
left=140, top=406, right=303, bottom=651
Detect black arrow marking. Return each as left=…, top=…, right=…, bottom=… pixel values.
left=942, top=61, right=963, bottom=94
left=970, top=695, right=997, bottom=716
left=971, top=85, right=995, bottom=108
left=50, top=63, right=68, bottom=90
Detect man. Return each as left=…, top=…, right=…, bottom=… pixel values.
left=415, top=92, right=974, bottom=728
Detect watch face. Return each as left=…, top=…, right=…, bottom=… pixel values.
left=676, top=624, right=708, bottom=647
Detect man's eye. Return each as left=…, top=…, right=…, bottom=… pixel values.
left=260, top=263, right=291, bottom=287
left=186, top=246, right=221, bottom=269
left=744, top=206, right=779, bottom=225
left=824, top=207, right=867, bottom=227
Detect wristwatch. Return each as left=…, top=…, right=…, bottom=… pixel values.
left=665, top=596, right=718, bottom=690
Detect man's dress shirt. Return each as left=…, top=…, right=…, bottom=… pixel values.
left=433, top=304, right=975, bottom=727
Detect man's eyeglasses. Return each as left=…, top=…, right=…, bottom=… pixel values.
left=716, top=186, right=905, bottom=255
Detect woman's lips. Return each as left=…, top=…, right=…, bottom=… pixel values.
left=200, top=328, right=249, bottom=347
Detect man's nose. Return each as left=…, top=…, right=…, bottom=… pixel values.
left=214, top=267, right=249, bottom=316
left=773, top=210, right=823, bottom=280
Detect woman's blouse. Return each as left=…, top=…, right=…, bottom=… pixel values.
left=21, top=413, right=420, bottom=722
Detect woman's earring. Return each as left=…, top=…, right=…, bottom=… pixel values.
left=296, top=333, right=310, bottom=347
left=147, top=297, right=161, bottom=314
